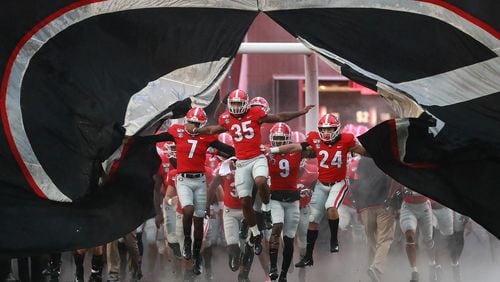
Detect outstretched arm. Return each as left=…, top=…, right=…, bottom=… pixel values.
left=350, top=143, right=370, bottom=157
left=184, top=123, right=227, bottom=135
left=266, top=143, right=304, bottom=154
left=210, top=140, right=235, bottom=158
left=259, top=105, right=315, bottom=123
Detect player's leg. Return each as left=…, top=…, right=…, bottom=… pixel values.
left=296, top=205, right=310, bottom=258
left=450, top=212, right=467, bottom=282
left=400, top=203, right=419, bottom=282
left=325, top=180, right=349, bottom=253
left=235, top=159, right=262, bottom=255
left=89, top=246, right=105, bottom=282
left=73, top=249, right=86, bottom=282
left=163, top=202, right=182, bottom=259
left=177, top=175, right=195, bottom=260
left=279, top=200, right=300, bottom=282
left=192, top=176, right=208, bottom=275
left=295, top=183, right=328, bottom=267
left=432, top=207, right=453, bottom=281
left=269, top=199, right=284, bottom=280
left=253, top=156, right=272, bottom=229
left=224, top=208, right=243, bottom=272
left=418, top=202, right=436, bottom=281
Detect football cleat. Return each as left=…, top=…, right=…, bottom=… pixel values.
left=269, top=267, right=279, bottom=281
left=168, top=242, right=183, bottom=259
left=330, top=240, right=339, bottom=253
left=248, top=233, right=263, bottom=255
left=228, top=252, right=241, bottom=272
left=295, top=256, right=314, bottom=268
left=193, top=256, right=203, bottom=275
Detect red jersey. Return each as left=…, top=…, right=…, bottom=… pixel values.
left=298, top=163, right=318, bottom=207
left=347, top=156, right=360, bottom=180
left=306, top=132, right=356, bottom=183
left=157, top=148, right=170, bottom=177
left=216, top=159, right=241, bottom=209
left=218, top=106, right=267, bottom=160
left=167, top=124, right=218, bottom=173
left=165, top=169, right=183, bottom=213
left=267, top=152, right=302, bottom=191
left=205, top=153, right=222, bottom=170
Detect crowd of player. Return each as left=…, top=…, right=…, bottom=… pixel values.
left=152, top=89, right=469, bottom=282
left=2, top=89, right=474, bottom=282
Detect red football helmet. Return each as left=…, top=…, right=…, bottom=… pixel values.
left=227, top=89, right=249, bottom=114
left=269, top=122, right=292, bottom=147
left=249, top=96, right=270, bottom=113
left=164, top=141, right=176, bottom=158
left=318, top=114, right=341, bottom=142
left=291, top=131, right=306, bottom=143
left=185, top=107, right=208, bottom=129
left=342, top=123, right=369, bottom=137
left=218, top=132, right=234, bottom=147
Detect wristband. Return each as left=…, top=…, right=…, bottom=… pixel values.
left=270, top=147, right=280, bottom=154
left=167, top=198, right=173, bottom=205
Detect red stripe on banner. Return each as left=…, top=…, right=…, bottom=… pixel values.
left=0, top=0, right=107, bottom=198
left=418, top=0, right=499, bottom=39
left=333, top=182, right=348, bottom=209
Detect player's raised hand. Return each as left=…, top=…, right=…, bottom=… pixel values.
left=301, top=104, right=315, bottom=114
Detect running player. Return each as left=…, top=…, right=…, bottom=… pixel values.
left=266, top=123, right=309, bottom=282
left=265, top=114, right=368, bottom=267
left=400, top=188, right=436, bottom=282
left=159, top=107, right=234, bottom=275
left=185, top=89, right=314, bottom=255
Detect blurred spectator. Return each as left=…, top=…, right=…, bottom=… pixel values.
left=350, top=157, right=395, bottom=282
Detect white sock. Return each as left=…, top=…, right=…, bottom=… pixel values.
left=261, top=203, right=270, bottom=212
left=412, top=267, right=418, bottom=272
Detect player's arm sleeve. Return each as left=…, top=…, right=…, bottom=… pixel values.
left=210, top=140, right=235, bottom=157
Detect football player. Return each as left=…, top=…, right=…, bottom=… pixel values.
left=265, top=114, right=368, bottom=267
left=185, top=89, right=313, bottom=255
